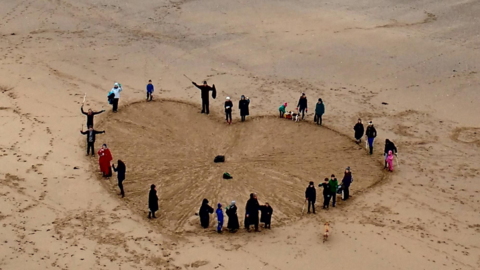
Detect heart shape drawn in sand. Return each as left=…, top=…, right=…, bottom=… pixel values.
left=95, top=100, right=384, bottom=234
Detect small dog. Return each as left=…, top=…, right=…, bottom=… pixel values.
left=323, top=222, right=330, bottom=243
left=292, top=112, right=300, bottom=122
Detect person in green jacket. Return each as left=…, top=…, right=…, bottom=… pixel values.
left=279, top=102, right=287, bottom=118
left=328, top=174, right=339, bottom=207
left=314, top=98, right=325, bottom=125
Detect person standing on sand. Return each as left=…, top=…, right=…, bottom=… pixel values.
left=199, top=199, right=214, bottom=228
left=305, top=181, right=316, bottom=214
left=384, top=139, right=398, bottom=169
left=314, top=98, right=325, bottom=125
left=386, top=150, right=395, bottom=172
left=192, top=80, right=215, bottom=114
left=354, top=119, right=365, bottom=144
left=365, top=121, right=377, bottom=155
left=81, top=105, right=105, bottom=128
left=296, top=93, right=308, bottom=120
left=260, top=203, right=273, bottom=229
left=80, top=126, right=105, bottom=157
left=319, top=178, right=331, bottom=209
left=110, top=82, right=122, bottom=113
left=279, top=102, right=287, bottom=118
left=98, top=144, right=113, bottom=178
left=112, top=160, right=126, bottom=198
left=148, top=184, right=159, bottom=219
left=226, top=201, right=240, bottom=232
left=245, top=193, right=260, bottom=232
left=225, top=97, right=233, bottom=124
left=216, top=203, right=224, bottom=233
left=238, top=95, right=250, bottom=122
left=341, top=167, right=353, bottom=200
left=329, top=175, right=339, bottom=207
left=146, top=80, right=154, bottom=101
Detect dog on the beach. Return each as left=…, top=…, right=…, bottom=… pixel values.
left=292, top=112, right=300, bottom=122
left=323, top=222, right=330, bottom=243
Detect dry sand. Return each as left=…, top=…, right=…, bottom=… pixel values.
left=0, top=0, right=479, bottom=269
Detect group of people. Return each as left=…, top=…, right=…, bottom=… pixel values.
left=224, top=95, right=251, bottom=124
left=80, top=105, right=126, bottom=198
left=199, top=193, right=273, bottom=233
left=305, top=167, right=353, bottom=213
left=278, top=93, right=326, bottom=125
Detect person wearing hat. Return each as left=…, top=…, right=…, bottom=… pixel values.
left=226, top=201, right=240, bottom=232
left=279, top=102, right=287, bottom=118
left=148, top=184, right=159, bottom=219
left=314, top=98, right=325, bottom=125
left=305, top=181, right=316, bottom=214
left=341, top=167, right=353, bottom=200
left=238, top=95, right=250, bottom=122
left=199, top=198, right=214, bottom=228
left=296, top=92, right=308, bottom=120
left=365, top=121, right=377, bottom=155
left=216, top=203, right=224, bottom=233
left=384, top=139, right=398, bottom=169
left=110, top=82, right=123, bottom=112
left=354, top=119, right=365, bottom=144
left=146, top=80, right=154, bottom=101
left=192, top=80, right=215, bottom=114
left=224, top=96, right=233, bottom=124
left=97, top=144, right=113, bottom=178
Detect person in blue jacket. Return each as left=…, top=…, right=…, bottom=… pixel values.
left=216, top=203, right=224, bottom=233
left=146, top=80, right=154, bottom=101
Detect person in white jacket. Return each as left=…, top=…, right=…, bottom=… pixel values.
left=110, top=82, right=122, bottom=112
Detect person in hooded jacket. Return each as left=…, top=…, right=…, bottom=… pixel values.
left=238, top=95, right=250, bottom=122
left=319, top=178, right=331, bottom=209
left=305, top=181, right=316, bottom=214
left=384, top=139, right=398, bottom=169
left=112, top=160, right=126, bottom=198
left=216, top=203, right=224, bottom=233
left=245, top=193, right=260, bottom=232
left=148, top=184, right=158, bottom=219
left=296, top=93, right=308, bottom=120
left=386, top=150, right=395, bottom=172
left=81, top=105, right=105, bottom=128
left=199, top=198, right=214, bottom=228
left=314, top=98, right=325, bottom=125
left=226, top=201, right=240, bottom=232
left=328, top=175, right=339, bottom=207
left=98, top=144, right=113, bottom=178
left=365, top=121, right=377, bottom=155
left=260, top=203, right=273, bottom=229
left=225, top=97, right=233, bottom=124
left=341, top=167, right=353, bottom=200
left=110, top=82, right=122, bottom=112
left=279, top=102, right=287, bottom=118
left=354, top=119, right=365, bottom=144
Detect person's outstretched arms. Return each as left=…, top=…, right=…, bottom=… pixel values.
left=94, top=110, right=105, bottom=115
left=81, top=106, right=87, bottom=115
left=80, top=130, right=87, bottom=135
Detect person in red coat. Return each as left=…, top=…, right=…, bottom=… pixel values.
left=98, top=144, right=113, bottom=178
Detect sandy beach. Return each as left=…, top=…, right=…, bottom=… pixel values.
left=0, top=0, right=479, bottom=269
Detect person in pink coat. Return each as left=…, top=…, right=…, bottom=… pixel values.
left=386, top=150, right=394, bottom=172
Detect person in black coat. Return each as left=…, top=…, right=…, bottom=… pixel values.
left=319, top=178, right=331, bottom=209
left=148, top=184, right=159, bottom=219
left=353, top=119, right=365, bottom=144
left=199, top=198, right=214, bottom=228
left=341, top=167, right=353, bottom=200
left=112, top=160, right=126, bottom=198
left=245, top=193, right=260, bottom=232
left=305, top=181, right=316, bottom=214
left=238, top=95, right=250, bottom=122
left=81, top=105, right=105, bottom=128
left=226, top=201, right=240, bottom=232
left=80, top=126, right=105, bottom=157
left=296, top=92, right=308, bottom=120
left=225, top=97, right=233, bottom=124
left=192, top=80, right=215, bottom=114
left=260, top=203, right=273, bottom=229
left=384, top=139, right=398, bottom=168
